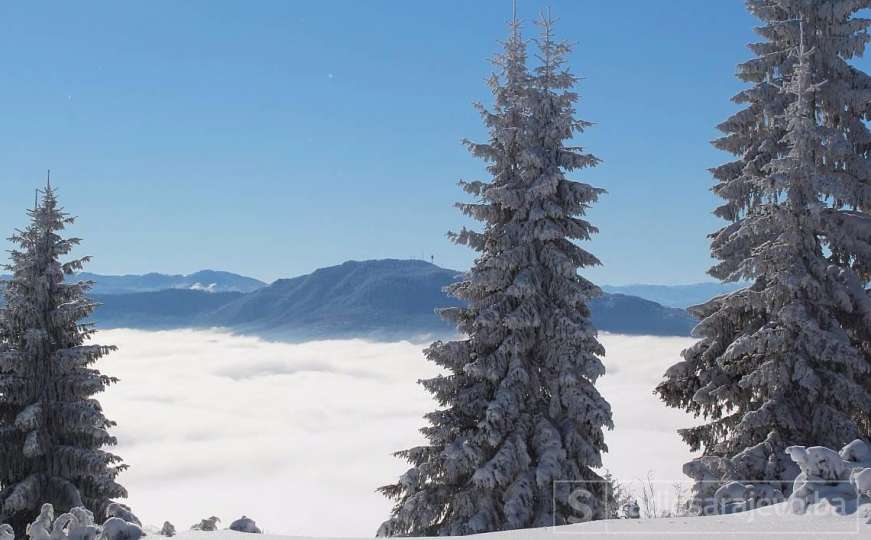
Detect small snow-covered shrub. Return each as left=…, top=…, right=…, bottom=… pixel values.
left=191, top=517, right=220, bottom=532
left=706, top=481, right=784, bottom=515
left=228, top=517, right=261, bottom=534
left=100, top=517, right=144, bottom=540
left=786, top=439, right=871, bottom=514
left=745, top=484, right=785, bottom=508
left=683, top=455, right=786, bottom=516
left=841, top=440, right=871, bottom=463
left=53, top=513, right=79, bottom=539
left=786, top=446, right=852, bottom=483
left=0, top=524, right=14, bottom=540
left=681, top=433, right=801, bottom=516
left=70, top=508, right=95, bottom=530
left=26, top=504, right=54, bottom=540
left=683, top=456, right=735, bottom=515
left=159, top=522, right=176, bottom=537
left=853, top=469, right=871, bottom=498
left=54, top=507, right=99, bottom=540
left=713, top=482, right=749, bottom=514
left=26, top=504, right=104, bottom=540
left=105, top=504, right=141, bottom=527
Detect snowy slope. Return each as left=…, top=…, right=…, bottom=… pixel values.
left=170, top=504, right=870, bottom=540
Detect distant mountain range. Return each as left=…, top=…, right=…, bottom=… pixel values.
left=601, top=282, right=743, bottom=308
left=53, top=269, right=741, bottom=310
left=77, top=270, right=266, bottom=295
left=80, top=259, right=700, bottom=339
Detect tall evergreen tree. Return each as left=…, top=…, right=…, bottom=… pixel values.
left=377, top=14, right=612, bottom=536
left=657, top=0, right=871, bottom=489
left=0, top=182, right=127, bottom=532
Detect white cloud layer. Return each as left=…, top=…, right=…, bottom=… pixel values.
left=96, top=329, right=698, bottom=537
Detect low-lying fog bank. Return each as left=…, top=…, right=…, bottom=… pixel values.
left=97, top=329, right=696, bottom=537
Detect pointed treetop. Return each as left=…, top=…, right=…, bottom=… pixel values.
left=536, top=8, right=558, bottom=44
left=35, top=170, right=55, bottom=211
left=509, top=0, right=520, bottom=42
left=45, top=169, right=55, bottom=199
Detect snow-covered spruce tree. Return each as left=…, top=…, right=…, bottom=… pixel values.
left=377, top=15, right=612, bottom=536
left=657, top=4, right=871, bottom=492
left=0, top=183, right=126, bottom=533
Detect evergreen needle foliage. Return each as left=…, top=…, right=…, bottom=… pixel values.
left=657, top=0, right=871, bottom=489
left=0, top=183, right=127, bottom=533
left=378, top=13, right=613, bottom=536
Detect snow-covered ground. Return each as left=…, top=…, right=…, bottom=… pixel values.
left=170, top=501, right=870, bottom=539
left=97, top=329, right=698, bottom=536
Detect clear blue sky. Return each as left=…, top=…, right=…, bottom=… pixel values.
left=0, top=1, right=859, bottom=285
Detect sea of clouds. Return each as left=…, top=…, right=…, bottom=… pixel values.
left=95, top=329, right=697, bottom=537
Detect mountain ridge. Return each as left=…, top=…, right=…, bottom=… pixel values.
left=76, top=270, right=267, bottom=295
left=601, top=281, right=743, bottom=308
left=85, top=259, right=698, bottom=339
left=2, top=265, right=739, bottom=309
